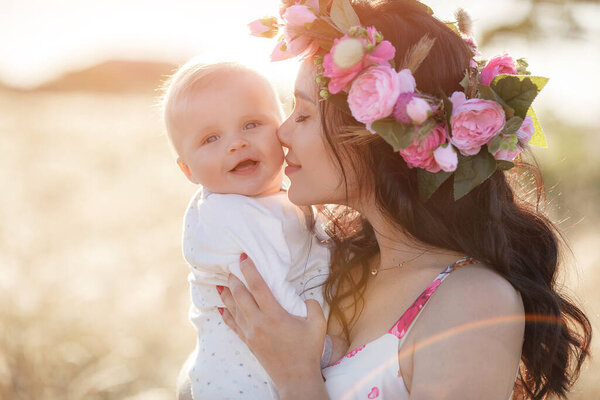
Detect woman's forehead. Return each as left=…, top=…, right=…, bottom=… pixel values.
left=295, top=61, right=318, bottom=98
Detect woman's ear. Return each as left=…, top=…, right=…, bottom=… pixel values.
left=177, top=158, right=195, bottom=183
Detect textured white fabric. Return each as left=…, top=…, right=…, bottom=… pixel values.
left=183, top=188, right=331, bottom=400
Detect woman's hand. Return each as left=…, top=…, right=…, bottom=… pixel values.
left=218, top=254, right=329, bottom=399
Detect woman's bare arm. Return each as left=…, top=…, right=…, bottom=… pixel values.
left=408, top=265, right=525, bottom=399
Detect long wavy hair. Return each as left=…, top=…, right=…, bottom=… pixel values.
left=316, top=1, right=592, bottom=399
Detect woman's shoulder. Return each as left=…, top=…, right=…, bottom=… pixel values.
left=404, top=260, right=525, bottom=397
left=430, top=260, right=524, bottom=321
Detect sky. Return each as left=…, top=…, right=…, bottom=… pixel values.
left=1, top=0, right=599, bottom=125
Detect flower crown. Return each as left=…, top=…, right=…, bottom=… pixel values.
left=249, top=0, right=548, bottom=200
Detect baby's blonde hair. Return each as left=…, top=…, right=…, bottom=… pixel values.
left=161, top=60, right=284, bottom=146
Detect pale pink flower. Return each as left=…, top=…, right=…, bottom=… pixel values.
left=516, top=115, right=535, bottom=144
left=248, top=19, right=270, bottom=36
left=248, top=17, right=278, bottom=38
left=323, top=28, right=395, bottom=94
left=397, top=68, right=417, bottom=93
left=480, top=53, right=518, bottom=86
left=433, top=143, right=458, bottom=172
left=392, top=92, right=417, bottom=124
left=347, top=65, right=401, bottom=125
left=450, top=92, right=506, bottom=156
left=406, top=97, right=432, bottom=124
left=492, top=115, right=535, bottom=161
left=271, top=4, right=319, bottom=61
left=399, top=124, right=448, bottom=173
left=271, top=41, right=294, bottom=61
left=463, top=36, right=481, bottom=57
left=283, top=4, right=317, bottom=26
left=493, top=146, right=522, bottom=162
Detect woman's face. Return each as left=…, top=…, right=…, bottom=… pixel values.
left=278, top=61, right=350, bottom=206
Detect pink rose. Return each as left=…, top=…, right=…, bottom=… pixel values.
left=480, top=53, right=518, bottom=86
left=399, top=124, right=447, bottom=173
left=406, top=97, right=432, bottom=124
left=392, top=92, right=417, bottom=124
left=323, top=27, right=395, bottom=94
left=449, top=92, right=506, bottom=156
left=433, top=143, right=458, bottom=172
left=347, top=65, right=401, bottom=124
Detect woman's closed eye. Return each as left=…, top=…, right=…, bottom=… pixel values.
left=295, top=115, right=309, bottom=123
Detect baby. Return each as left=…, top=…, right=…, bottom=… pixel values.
left=162, top=61, right=331, bottom=400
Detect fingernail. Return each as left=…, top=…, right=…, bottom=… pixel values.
left=216, top=285, right=224, bottom=295
left=240, top=253, right=248, bottom=262
left=217, top=307, right=225, bottom=315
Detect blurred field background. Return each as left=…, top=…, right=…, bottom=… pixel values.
left=1, top=0, right=599, bottom=399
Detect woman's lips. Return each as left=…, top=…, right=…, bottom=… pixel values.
left=285, top=159, right=301, bottom=175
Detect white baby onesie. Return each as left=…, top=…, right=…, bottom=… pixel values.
left=183, top=188, right=331, bottom=400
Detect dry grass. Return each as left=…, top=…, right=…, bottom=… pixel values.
left=0, top=88, right=597, bottom=399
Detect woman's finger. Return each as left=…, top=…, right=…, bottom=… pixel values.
left=239, top=255, right=285, bottom=315
left=220, top=308, right=247, bottom=344
left=219, top=286, right=249, bottom=332
left=227, top=273, right=262, bottom=322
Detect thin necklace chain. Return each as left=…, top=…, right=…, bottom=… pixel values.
left=370, top=250, right=428, bottom=276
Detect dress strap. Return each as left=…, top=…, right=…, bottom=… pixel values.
left=388, top=257, right=475, bottom=339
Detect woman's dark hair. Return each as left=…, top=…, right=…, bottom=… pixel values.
left=318, top=1, right=592, bottom=399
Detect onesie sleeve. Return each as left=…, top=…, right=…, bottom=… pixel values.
left=196, top=194, right=308, bottom=317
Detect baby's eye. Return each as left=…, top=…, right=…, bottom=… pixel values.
left=203, top=135, right=219, bottom=144
left=244, top=121, right=260, bottom=130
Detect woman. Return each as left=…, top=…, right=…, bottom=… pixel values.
left=218, top=0, right=591, bottom=399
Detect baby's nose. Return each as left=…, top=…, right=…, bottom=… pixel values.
left=227, top=136, right=249, bottom=152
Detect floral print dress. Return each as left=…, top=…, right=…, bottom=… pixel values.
left=322, top=257, right=497, bottom=400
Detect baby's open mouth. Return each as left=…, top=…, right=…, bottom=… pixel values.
left=231, top=159, right=259, bottom=172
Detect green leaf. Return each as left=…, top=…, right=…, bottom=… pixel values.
left=496, top=160, right=515, bottom=171
left=477, top=84, right=515, bottom=119
left=453, top=150, right=497, bottom=200
left=327, top=92, right=352, bottom=115
left=371, top=119, right=415, bottom=151
left=526, top=107, right=547, bottom=148
left=416, top=118, right=437, bottom=140
left=487, top=136, right=502, bottom=155
left=446, top=22, right=460, bottom=35
left=330, top=0, right=361, bottom=33
left=416, top=2, right=434, bottom=15
left=417, top=169, right=452, bottom=201
left=503, top=116, right=524, bottom=135
left=490, top=75, right=549, bottom=119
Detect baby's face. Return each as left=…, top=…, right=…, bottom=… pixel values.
left=172, top=73, right=284, bottom=196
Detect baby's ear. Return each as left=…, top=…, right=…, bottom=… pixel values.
left=177, top=159, right=195, bottom=183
